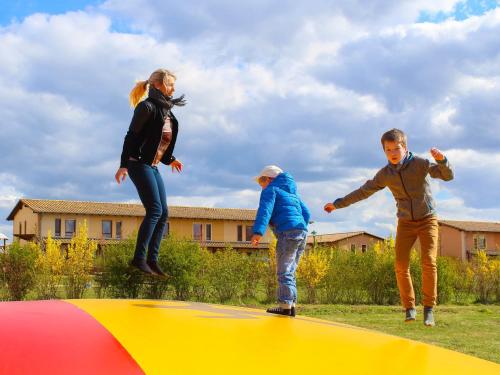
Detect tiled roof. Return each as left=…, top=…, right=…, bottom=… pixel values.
left=7, top=199, right=257, bottom=221
left=439, top=220, right=500, bottom=233
left=307, top=231, right=385, bottom=244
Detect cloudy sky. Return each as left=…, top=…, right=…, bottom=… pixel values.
left=1, top=0, right=499, bottom=242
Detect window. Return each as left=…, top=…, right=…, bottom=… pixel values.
left=237, top=225, right=243, bottom=242
left=474, top=235, right=486, bottom=250
left=163, top=222, right=170, bottom=239
left=65, top=220, right=76, bottom=238
left=18, top=222, right=21, bottom=235
left=55, top=219, right=61, bottom=237
left=245, top=226, right=253, bottom=242
left=102, top=220, right=112, bottom=239
left=361, top=244, right=367, bottom=253
left=350, top=244, right=356, bottom=253
left=116, top=221, right=122, bottom=239
left=24, top=221, right=27, bottom=234
left=193, top=223, right=203, bottom=241
left=206, top=224, right=212, bottom=241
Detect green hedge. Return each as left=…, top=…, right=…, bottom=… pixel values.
left=1, top=237, right=498, bottom=305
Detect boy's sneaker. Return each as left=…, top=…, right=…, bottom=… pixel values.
left=129, top=258, right=154, bottom=274
left=147, top=261, right=168, bottom=277
left=424, top=307, right=435, bottom=327
left=405, top=308, right=417, bottom=322
left=266, top=306, right=292, bottom=316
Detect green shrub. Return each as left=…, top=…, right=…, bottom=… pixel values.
left=262, top=239, right=278, bottom=303
left=364, top=249, right=399, bottom=305
left=143, top=276, right=170, bottom=300
left=192, top=249, right=213, bottom=302
left=0, top=242, right=37, bottom=301
left=97, top=239, right=145, bottom=298
left=240, top=253, right=265, bottom=300
left=323, top=249, right=347, bottom=304
left=436, top=256, right=456, bottom=304
left=161, top=237, right=202, bottom=300
left=324, top=249, right=368, bottom=304
left=207, top=248, right=246, bottom=303
left=449, top=259, right=474, bottom=304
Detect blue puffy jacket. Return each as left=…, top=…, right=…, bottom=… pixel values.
left=253, top=172, right=311, bottom=236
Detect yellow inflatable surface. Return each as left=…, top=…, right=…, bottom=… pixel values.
left=1, top=299, right=498, bottom=374
left=71, top=299, right=497, bottom=374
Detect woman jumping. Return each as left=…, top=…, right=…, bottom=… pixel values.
left=115, top=68, right=186, bottom=276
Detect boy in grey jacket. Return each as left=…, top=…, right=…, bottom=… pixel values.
left=324, top=129, right=453, bottom=326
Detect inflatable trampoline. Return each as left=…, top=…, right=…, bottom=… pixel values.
left=0, top=299, right=498, bottom=374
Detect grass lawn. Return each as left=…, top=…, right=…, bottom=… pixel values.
left=292, top=304, right=500, bottom=364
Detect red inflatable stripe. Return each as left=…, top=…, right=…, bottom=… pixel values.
left=0, top=300, right=144, bottom=374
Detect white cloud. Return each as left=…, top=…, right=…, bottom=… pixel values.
left=0, top=1, right=499, bottom=239
left=169, top=189, right=260, bottom=209
left=0, top=174, right=24, bottom=209
left=445, top=148, right=500, bottom=168
left=429, top=98, right=462, bottom=136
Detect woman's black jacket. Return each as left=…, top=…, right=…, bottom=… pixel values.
left=119, top=97, right=178, bottom=168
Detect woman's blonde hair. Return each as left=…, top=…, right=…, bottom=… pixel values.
left=129, top=68, right=177, bottom=107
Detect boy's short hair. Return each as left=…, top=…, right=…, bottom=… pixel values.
left=381, top=128, right=407, bottom=149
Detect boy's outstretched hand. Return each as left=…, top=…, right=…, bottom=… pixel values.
left=430, top=148, right=445, bottom=161
left=324, top=203, right=336, bottom=213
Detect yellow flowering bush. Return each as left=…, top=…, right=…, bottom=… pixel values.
left=63, top=221, right=97, bottom=299
left=34, top=232, right=64, bottom=299
left=297, top=248, right=329, bottom=303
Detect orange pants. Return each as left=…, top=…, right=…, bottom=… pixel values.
left=395, top=216, right=438, bottom=309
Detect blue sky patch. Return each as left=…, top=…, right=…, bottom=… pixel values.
left=418, top=0, right=499, bottom=23
left=0, top=0, right=104, bottom=25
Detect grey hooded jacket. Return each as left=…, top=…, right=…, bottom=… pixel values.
left=333, top=152, right=454, bottom=221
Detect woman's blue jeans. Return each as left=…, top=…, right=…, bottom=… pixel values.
left=127, top=160, right=168, bottom=263
left=275, top=229, right=307, bottom=306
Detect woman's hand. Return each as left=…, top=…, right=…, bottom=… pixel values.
left=115, top=168, right=128, bottom=184
left=171, top=160, right=183, bottom=173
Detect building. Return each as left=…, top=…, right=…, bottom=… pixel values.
left=438, top=220, right=500, bottom=260
left=307, top=231, right=385, bottom=253
left=6, top=199, right=272, bottom=252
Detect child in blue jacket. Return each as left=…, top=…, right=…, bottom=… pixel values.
left=251, top=165, right=311, bottom=317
